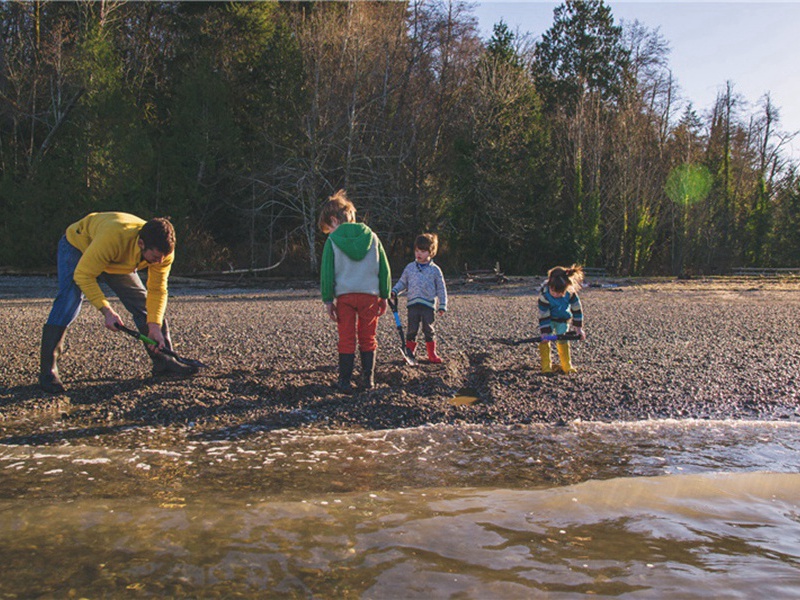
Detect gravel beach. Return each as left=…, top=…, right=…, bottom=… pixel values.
left=2, top=275, right=799, bottom=439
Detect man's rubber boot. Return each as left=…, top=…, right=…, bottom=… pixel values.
left=146, top=343, right=199, bottom=377
left=336, top=353, right=355, bottom=392
left=146, top=345, right=199, bottom=377
left=405, top=340, right=417, bottom=357
left=143, top=320, right=198, bottom=377
left=39, top=324, right=67, bottom=393
left=360, top=350, right=376, bottom=389
left=557, top=342, right=577, bottom=373
left=539, top=341, right=553, bottom=374
left=426, top=341, right=443, bottom=364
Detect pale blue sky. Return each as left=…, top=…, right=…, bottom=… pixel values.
left=473, top=1, right=800, bottom=160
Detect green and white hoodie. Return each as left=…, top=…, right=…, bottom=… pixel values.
left=320, top=223, right=391, bottom=304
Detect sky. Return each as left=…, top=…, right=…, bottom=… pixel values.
left=473, top=1, right=800, bottom=160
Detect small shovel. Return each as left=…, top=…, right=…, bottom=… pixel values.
left=387, top=295, right=417, bottom=366
left=115, top=323, right=208, bottom=369
left=492, top=331, right=584, bottom=346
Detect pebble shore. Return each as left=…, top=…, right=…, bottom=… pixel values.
left=2, top=275, right=799, bottom=440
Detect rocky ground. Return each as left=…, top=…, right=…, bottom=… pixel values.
left=2, top=275, right=799, bottom=442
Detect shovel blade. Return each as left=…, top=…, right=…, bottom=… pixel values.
left=401, top=348, right=418, bottom=366
left=174, top=355, right=209, bottom=369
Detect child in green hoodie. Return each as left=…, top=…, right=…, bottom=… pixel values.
left=319, top=190, right=391, bottom=391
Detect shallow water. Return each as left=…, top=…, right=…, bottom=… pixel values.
left=1, top=420, right=800, bottom=598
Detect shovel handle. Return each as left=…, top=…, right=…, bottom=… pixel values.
left=388, top=295, right=403, bottom=325
left=114, top=323, right=207, bottom=368
left=115, top=323, right=154, bottom=344
left=530, top=331, right=583, bottom=344
left=115, top=323, right=173, bottom=356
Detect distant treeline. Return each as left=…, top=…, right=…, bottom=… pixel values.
left=2, top=0, right=798, bottom=276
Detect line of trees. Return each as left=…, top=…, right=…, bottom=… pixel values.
left=2, top=0, right=798, bottom=276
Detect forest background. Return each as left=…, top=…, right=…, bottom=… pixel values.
left=2, top=0, right=799, bottom=278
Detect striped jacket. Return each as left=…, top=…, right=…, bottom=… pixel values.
left=537, top=282, right=583, bottom=334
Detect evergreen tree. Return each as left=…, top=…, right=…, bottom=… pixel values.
left=450, top=21, right=558, bottom=273
left=533, top=0, right=629, bottom=114
left=533, top=0, right=630, bottom=267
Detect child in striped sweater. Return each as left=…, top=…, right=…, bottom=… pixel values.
left=538, top=265, right=586, bottom=373
left=391, top=234, right=448, bottom=363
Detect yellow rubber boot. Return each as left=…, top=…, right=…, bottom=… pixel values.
left=539, top=342, right=552, bottom=373
left=557, top=342, right=576, bottom=373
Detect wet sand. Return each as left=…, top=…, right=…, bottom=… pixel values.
left=2, top=275, right=799, bottom=440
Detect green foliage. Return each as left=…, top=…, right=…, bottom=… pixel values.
left=533, top=0, right=630, bottom=112
left=0, top=0, right=797, bottom=276
left=769, top=175, right=800, bottom=266
left=448, top=21, right=561, bottom=274
left=486, top=21, right=519, bottom=67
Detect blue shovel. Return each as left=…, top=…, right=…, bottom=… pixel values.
left=387, top=295, right=417, bottom=366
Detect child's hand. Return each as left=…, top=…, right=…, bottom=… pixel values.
left=574, top=327, right=586, bottom=340
left=325, top=302, right=338, bottom=322
left=377, top=298, right=387, bottom=316
left=437, top=309, right=445, bottom=317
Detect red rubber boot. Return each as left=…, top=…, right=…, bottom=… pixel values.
left=426, top=341, right=443, bottom=364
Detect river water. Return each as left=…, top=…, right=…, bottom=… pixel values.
left=1, top=419, right=799, bottom=598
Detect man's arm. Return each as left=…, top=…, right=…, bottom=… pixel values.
left=144, top=255, right=172, bottom=326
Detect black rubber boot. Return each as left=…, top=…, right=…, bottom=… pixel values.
left=39, top=324, right=67, bottom=394
left=336, top=353, right=355, bottom=392
left=142, top=319, right=198, bottom=377
left=145, top=336, right=198, bottom=377
left=146, top=344, right=198, bottom=377
left=360, top=350, right=376, bottom=389
left=147, top=345, right=199, bottom=377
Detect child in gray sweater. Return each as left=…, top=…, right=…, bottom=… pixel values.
left=391, top=233, right=448, bottom=363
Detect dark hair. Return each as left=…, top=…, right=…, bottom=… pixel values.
left=318, top=189, right=356, bottom=232
left=139, top=217, right=175, bottom=255
left=547, top=264, right=584, bottom=294
left=414, top=233, right=438, bottom=257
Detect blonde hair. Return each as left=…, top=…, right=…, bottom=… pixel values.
left=414, top=233, right=439, bottom=257
left=318, top=189, right=356, bottom=233
left=547, top=264, right=584, bottom=294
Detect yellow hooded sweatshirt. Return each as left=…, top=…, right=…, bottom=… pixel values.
left=66, top=212, right=173, bottom=325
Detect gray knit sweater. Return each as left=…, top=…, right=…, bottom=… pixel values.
left=391, top=260, right=447, bottom=311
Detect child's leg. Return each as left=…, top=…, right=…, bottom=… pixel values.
left=553, top=322, right=576, bottom=373
left=420, top=308, right=435, bottom=343
left=406, top=305, right=422, bottom=342
left=420, top=308, right=442, bottom=363
left=405, top=305, right=422, bottom=354
left=335, top=294, right=358, bottom=390
left=355, top=294, right=381, bottom=388
left=354, top=295, right=380, bottom=352
left=538, top=342, right=552, bottom=373
left=556, top=342, right=576, bottom=373
left=336, top=295, right=359, bottom=354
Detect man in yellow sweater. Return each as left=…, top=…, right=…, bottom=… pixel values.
left=39, top=212, right=197, bottom=393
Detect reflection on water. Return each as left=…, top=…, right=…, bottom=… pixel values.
left=1, top=420, right=800, bottom=597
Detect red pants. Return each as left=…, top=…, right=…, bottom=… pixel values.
left=336, top=293, right=380, bottom=354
